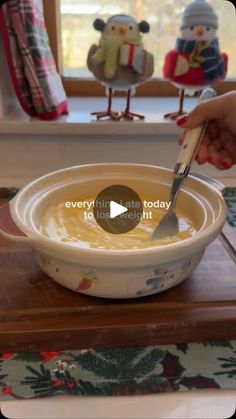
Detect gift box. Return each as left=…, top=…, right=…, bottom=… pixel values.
left=120, top=43, right=144, bottom=74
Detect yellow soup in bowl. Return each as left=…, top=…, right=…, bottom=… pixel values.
left=39, top=198, right=197, bottom=250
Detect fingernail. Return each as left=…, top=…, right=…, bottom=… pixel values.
left=195, top=153, right=199, bottom=162
left=222, top=160, right=231, bottom=169
left=208, top=156, right=212, bottom=163
left=177, top=116, right=187, bottom=127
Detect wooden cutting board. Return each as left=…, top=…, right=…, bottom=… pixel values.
left=0, top=197, right=236, bottom=352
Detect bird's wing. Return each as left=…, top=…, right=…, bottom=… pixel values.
left=87, top=44, right=108, bottom=83
left=87, top=44, right=99, bottom=72
left=139, top=50, right=154, bottom=81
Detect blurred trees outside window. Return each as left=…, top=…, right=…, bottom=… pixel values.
left=60, top=0, right=236, bottom=79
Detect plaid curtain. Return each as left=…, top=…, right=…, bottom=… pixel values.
left=0, top=0, right=68, bottom=119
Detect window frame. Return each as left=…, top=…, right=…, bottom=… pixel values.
left=43, top=0, right=236, bottom=97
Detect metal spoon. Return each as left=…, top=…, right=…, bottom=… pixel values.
left=150, top=88, right=217, bottom=241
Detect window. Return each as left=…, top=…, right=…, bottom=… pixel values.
left=44, top=0, right=236, bottom=96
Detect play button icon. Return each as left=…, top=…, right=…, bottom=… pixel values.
left=110, top=201, right=128, bottom=219
left=93, top=185, right=143, bottom=234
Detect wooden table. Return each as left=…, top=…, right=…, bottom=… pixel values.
left=1, top=196, right=236, bottom=353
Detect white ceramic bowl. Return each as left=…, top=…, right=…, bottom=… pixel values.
left=0, top=164, right=227, bottom=299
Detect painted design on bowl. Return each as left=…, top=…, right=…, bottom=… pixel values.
left=136, top=259, right=192, bottom=296
left=76, top=270, right=100, bottom=291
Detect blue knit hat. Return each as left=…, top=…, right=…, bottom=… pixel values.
left=180, top=0, right=218, bottom=30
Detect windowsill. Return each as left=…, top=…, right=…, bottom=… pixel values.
left=0, top=97, right=198, bottom=136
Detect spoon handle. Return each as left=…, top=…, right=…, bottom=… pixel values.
left=175, top=88, right=217, bottom=177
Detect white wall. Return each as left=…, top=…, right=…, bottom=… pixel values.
left=0, top=132, right=236, bottom=187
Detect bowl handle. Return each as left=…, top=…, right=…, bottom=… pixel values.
left=0, top=202, right=28, bottom=242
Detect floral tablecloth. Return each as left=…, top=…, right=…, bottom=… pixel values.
left=0, top=187, right=236, bottom=401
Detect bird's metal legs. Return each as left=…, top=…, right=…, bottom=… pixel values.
left=119, top=90, right=145, bottom=121
left=91, top=88, right=145, bottom=121
left=91, top=88, right=119, bottom=120
left=164, top=89, right=187, bottom=120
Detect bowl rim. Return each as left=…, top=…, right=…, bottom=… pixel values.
left=10, top=163, right=227, bottom=258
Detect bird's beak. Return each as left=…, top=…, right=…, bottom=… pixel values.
left=119, top=26, right=127, bottom=35
left=196, top=26, right=205, bottom=37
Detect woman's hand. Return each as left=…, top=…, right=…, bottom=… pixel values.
left=177, top=91, right=236, bottom=170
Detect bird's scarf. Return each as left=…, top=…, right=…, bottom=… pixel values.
left=176, top=38, right=226, bottom=83
left=99, top=33, right=143, bottom=78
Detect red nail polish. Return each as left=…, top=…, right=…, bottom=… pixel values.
left=208, top=156, right=212, bottom=163
left=195, top=153, right=199, bottom=162
left=177, top=116, right=187, bottom=127
left=222, top=161, right=231, bottom=169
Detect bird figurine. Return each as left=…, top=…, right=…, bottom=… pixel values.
left=87, top=14, right=154, bottom=121
left=163, top=0, right=228, bottom=119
